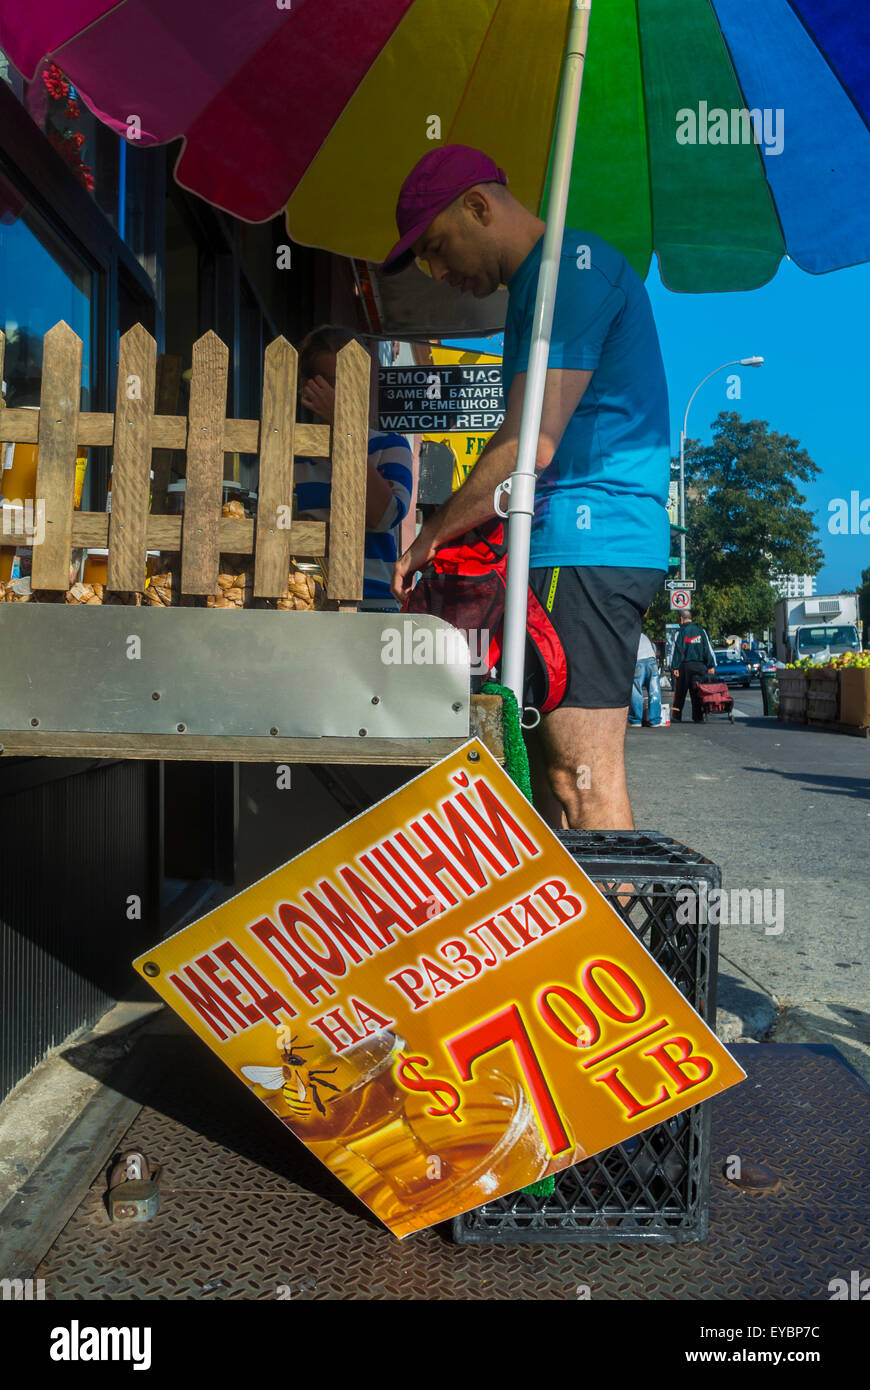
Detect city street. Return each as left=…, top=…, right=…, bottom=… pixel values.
left=626, top=689, right=870, bottom=1077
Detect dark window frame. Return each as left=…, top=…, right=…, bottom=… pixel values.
left=0, top=79, right=163, bottom=503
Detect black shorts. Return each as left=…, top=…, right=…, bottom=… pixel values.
left=527, top=565, right=667, bottom=709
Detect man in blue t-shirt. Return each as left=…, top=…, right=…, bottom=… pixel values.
left=384, top=146, right=669, bottom=831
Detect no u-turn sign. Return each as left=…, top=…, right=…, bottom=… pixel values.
left=670, top=588, right=692, bottom=610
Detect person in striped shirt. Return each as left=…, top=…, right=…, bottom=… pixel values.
left=296, top=326, right=413, bottom=610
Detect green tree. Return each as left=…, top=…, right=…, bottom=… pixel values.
left=642, top=576, right=776, bottom=644
left=692, top=576, right=777, bottom=642
left=683, top=411, right=824, bottom=587
left=643, top=412, right=823, bottom=644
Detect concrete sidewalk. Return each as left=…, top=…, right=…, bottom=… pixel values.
left=625, top=687, right=870, bottom=1079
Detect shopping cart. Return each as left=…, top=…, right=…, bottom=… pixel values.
left=694, top=680, right=734, bottom=723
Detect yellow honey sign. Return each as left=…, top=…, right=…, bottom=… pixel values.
left=133, top=741, right=744, bottom=1238
left=424, top=346, right=498, bottom=488
left=420, top=432, right=493, bottom=491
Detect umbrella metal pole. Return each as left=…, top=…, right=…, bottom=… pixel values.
left=500, top=0, right=592, bottom=709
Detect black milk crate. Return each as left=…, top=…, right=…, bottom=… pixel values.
left=452, top=830, right=721, bottom=1245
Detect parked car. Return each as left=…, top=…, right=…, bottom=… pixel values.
left=713, top=649, right=753, bottom=687
left=740, top=645, right=764, bottom=679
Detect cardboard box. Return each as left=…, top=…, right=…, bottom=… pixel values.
left=839, top=668, right=870, bottom=727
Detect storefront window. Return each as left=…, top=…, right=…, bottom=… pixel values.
left=0, top=171, right=93, bottom=411
left=0, top=46, right=24, bottom=101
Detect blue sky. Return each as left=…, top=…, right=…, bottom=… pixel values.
left=446, top=256, right=870, bottom=595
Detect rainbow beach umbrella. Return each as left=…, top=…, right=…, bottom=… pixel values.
left=1, top=0, right=868, bottom=698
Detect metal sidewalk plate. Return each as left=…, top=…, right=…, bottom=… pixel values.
left=31, top=1041, right=870, bottom=1299
left=0, top=608, right=471, bottom=739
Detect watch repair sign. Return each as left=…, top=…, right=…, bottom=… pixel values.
left=133, top=741, right=744, bottom=1239
left=378, top=365, right=504, bottom=433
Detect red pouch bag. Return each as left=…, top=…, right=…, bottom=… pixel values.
left=404, top=519, right=567, bottom=712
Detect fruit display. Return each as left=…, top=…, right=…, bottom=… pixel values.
left=784, top=653, right=870, bottom=670
left=827, top=651, right=870, bottom=669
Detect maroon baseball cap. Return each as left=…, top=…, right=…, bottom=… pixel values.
left=380, top=144, right=508, bottom=277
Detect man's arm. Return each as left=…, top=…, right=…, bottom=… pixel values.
left=391, top=367, right=593, bottom=601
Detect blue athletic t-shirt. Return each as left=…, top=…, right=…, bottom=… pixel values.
left=501, top=228, right=670, bottom=569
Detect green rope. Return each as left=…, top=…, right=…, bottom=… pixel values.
left=480, top=680, right=532, bottom=800
left=480, top=681, right=555, bottom=1201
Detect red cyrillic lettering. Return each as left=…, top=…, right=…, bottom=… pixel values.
left=497, top=901, right=540, bottom=947
left=303, top=879, right=394, bottom=962
left=420, top=955, right=463, bottom=996
left=474, top=914, right=522, bottom=957
left=249, top=915, right=335, bottom=1005
left=213, top=942, right=293, bottom=1024
left=534, top=879, right=584, bottom=925
left=455, top=780, right=540, bottom=865
left=399, top=826, right=472, bottom=902
left=168, top=964, right=251, bottom=1040
left=439, top=938, right=483, bottom=980
left=348, top=997, right=393, bottom=1036
left=359, top=847, right=435, bottom=928
left=339, top=867, right=413, bottom=939
left=466, top=924, right=501, bottom=966
left=515, top=891, right=559, bottom=937
left=310, top=1007, right=363, bottom=1051
left=197, top=951, right=262, bottom=1023
left=387, top=967, right=429, bottom=1010
left=277, top=902, right=346, bottom=976
left=420, top=799, right=508, bottom=886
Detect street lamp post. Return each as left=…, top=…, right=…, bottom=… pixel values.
left=678, top=356, right=764, bottom=581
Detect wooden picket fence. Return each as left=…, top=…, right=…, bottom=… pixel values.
left=0, top=321, right=370, bottom=605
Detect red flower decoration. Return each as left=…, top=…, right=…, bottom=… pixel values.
left=66, top=100, right=81, bottom=119
left=42, top=63, right=69, bottom=100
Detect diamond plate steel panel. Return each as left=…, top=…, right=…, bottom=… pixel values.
left=35, top=1041, right=870, bottom=1300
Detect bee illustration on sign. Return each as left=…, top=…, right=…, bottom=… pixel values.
left=241, top=1034, right=340, bottom=1118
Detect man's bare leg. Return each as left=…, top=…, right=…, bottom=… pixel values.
left=536, top=705, right=633, bottom=830
left=525, top=724, right=568, bottom=830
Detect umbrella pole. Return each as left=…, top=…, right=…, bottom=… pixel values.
left=500, top=0, right=592, bottom=709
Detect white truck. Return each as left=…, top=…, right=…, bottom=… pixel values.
left=774, top=592, right=861, bottom=664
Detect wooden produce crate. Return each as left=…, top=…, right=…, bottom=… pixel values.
left=0, top=322, right=500, bottom=764
left=839, top=668, right=870, bottom=730
left=806, top=667, right=839, bottom=724
left=777, top=670, right=807, bottom=723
